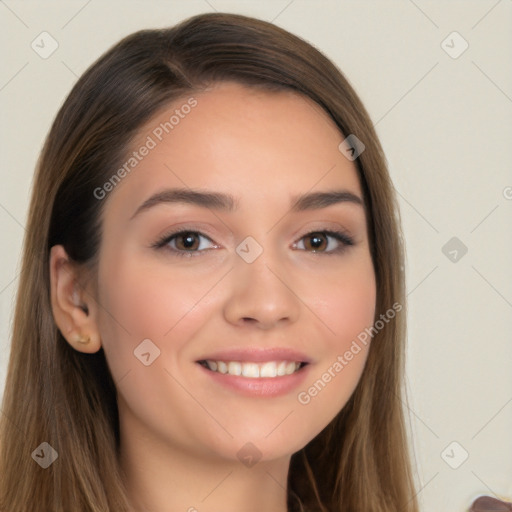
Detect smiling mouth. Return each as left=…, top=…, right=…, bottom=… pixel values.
left=197, top=360, right=308, bottom=378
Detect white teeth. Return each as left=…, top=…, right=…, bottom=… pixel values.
left=276, top=361, right=287, bottom=376
left=203, top=360, right=303, bottom=378
left=228, top=361, right=242, bottom=376
left=285, top=362, right=297, bottom=375
left=217, top=361, right=228, bottom=374
left=241, top=363, right=260, bottom=378
left=206, top=360, right=218, bottom=371
left=260, top=362, right=277, bottom=377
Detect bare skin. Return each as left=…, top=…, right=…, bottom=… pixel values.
left=50, top=81, right=376, bottom=512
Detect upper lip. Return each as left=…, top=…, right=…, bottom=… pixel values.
left=196, top=347, right=312, bottom=364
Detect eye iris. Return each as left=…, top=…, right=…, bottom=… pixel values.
left=177, top=232, right=199, bottom=250
left=306, top=232, right=327, bottom=251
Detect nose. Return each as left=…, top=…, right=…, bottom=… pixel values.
left=223, top=246, right=301, bottom=330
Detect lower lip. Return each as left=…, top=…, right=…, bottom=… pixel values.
left=196, top=363, right=311, bottom=397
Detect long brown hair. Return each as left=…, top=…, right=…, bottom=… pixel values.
left=0, top=12, right=418, bottom=512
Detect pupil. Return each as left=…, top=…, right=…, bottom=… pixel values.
left=182, top=233, right=196, bottom=248
left=310, top=233, right=324, bottom=249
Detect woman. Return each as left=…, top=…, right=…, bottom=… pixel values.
left=0, top=12, right=419, bottom=512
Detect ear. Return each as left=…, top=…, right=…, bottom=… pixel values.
left=49, top=245, right=102, bottom=354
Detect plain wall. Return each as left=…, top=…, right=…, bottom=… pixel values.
left=0, top=1, right=511, bottom=510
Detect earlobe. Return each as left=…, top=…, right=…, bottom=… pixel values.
left=49, top=245, right=102, bottom=354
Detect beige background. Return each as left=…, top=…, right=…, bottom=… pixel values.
left=1, top=1, right=511, bottom=510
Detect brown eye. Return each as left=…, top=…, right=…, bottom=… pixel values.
left=303, top=232, right=328, bottom=251
left=174, top=232, right=201, bottom=251
left=153, top=230, right=218, bottom=257
left=294, top=229, right=355, bottom=255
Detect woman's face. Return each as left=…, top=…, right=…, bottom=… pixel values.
left=94, top=81, right=376, bottom=463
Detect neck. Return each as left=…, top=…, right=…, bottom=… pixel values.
left=118, top=413, right=291, bottom=512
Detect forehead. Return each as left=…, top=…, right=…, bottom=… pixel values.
left=105, top=81, right=363, bottom=215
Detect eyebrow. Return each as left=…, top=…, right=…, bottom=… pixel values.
left=130, top=187, right=364, bottom=220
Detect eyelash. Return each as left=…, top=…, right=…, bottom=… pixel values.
left=152, top=228, right=355, bottom=258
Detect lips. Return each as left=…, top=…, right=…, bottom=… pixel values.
left=196, top=347, right=312, bottom=365
left=195, top=347, right=311, bottom=395
left=196, top=348, right=310, bottom=379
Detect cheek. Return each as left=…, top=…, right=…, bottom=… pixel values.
left=291, top=256, right=376, bottom=430
left=94, top=250, right=227, bottom=450
left=308, top=254, right=377, bottom=348
left=97, top=250, right=215, bottom=341
left=95, top=248, right=222, bottom=382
